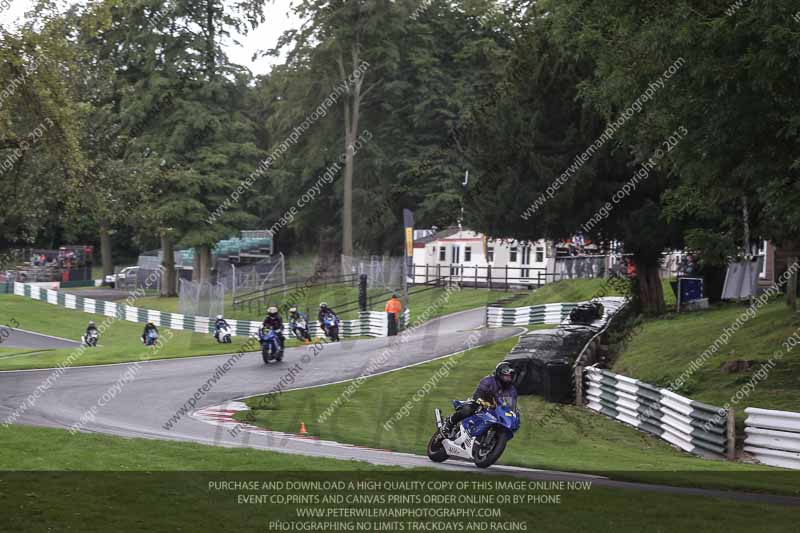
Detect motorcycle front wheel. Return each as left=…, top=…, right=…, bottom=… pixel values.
left=472, top=427, right=509, bottom=468
left=261, top=345, right=271, bottom=364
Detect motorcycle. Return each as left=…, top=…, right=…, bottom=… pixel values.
left=81, top=330, right=99, bottom=347
left=214, top=325, right=233, bottom=344
left=290, top=318, right=311, bottom=343
left=142, top=329, right=159, bottom=346
left=259, top=328, right=284, bottom=363
left=322, top=313, right=340, bottom=342
left=427, top=400, right=520, bottom=468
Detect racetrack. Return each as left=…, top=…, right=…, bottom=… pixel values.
left=1, top=307, right=798, bottom=506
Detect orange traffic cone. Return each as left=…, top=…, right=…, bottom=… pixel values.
left=299, top=422, right=308, bottom=435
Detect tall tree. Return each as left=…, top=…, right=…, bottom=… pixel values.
left=95, top=0, right=267, bottom=285
left=0, top=5, right=86, bottom=248
left=546, top=0, right=800, bottom=308
left=273, top=0, right=405, bottom=257
left=461, top=7, right=681, bottom=313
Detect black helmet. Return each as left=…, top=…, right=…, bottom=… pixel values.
left=495, top=362, right=516, bottom=387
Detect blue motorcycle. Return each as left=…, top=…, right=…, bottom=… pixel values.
left=428, top=400, right=520, bottom=468
left=322, top=313, right=340, bottom=342
left=259, top=328, right=284, bottom=364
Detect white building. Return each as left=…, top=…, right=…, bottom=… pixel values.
left=411, top=228, right=551, bottom=287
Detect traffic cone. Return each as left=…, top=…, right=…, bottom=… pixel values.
left=299, top=422, right=308, bottom=435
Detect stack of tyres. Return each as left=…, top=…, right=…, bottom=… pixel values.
left=568, top=301, right=604, bottom=325
left=530, top=353, right=574, bottom=403
left=502, top=350, right=536, bottom=395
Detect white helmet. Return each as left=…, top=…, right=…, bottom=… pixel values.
left=216, top=315, right=223, bottom=320
left=267, top=306, right=278, bottom=314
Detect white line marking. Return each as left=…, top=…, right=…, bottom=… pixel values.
left=8, top=327, right=80, bottom=344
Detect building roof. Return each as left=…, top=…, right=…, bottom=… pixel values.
left=413, top=227, right=460, bottom=246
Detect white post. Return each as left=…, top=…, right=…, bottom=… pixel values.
left=231, top=263, right=236, bottom=304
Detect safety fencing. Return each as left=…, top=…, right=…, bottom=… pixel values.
left=581, top=366, right=733, bottom=459
left=486, top=303, right=577, bottom=328
left=11, top=282, right=393, bottom=339
left=744, top=407, right=800, bottom=470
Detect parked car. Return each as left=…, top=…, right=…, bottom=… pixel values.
left=104, top=266, right=139, bottom=288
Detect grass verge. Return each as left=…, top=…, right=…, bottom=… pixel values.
left=614, top=297, right=800, bottom=418
left=137, top=285, right=512, bottom=322
left=507, top=277, right=676, bottom=307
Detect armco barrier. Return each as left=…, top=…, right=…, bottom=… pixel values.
left=11, top=282, right=390, bottom=339
left=744, top=407, right=800, bottom=469
left=486, top=303, right=576, bottom=328
left=583, top=366, right=732, bottom=459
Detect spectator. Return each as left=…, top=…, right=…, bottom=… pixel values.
left=385, top=293, right=402, bottom=336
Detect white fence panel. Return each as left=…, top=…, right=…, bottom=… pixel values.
left=584, top=366, right=730, bottom=459
left=744, top=407, right=800, bottom=470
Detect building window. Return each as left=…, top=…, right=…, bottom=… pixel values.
left=439, top=247, right=446, bottom=261
left=510, top=246, right=518, bottom=263
left=487, top=247, right=494, bottom=262
left=535, top=247, right=544, bottom=263
left=464, top=246, right=472, bottom=262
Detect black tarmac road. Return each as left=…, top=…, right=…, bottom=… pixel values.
left=0, top=328, right=81, bottom=350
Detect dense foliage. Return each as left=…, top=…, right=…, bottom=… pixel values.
left=1, top=0, right=798, bottom=311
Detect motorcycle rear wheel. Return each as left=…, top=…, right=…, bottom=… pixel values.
left=472, top=428, right=509, bottom=468
left=426, top=432, right=448, bottom=463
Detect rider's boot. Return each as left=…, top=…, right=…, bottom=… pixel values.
left=440, top=416, right=455, bottom=438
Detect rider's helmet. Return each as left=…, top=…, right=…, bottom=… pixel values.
left=494, top=362, right=516, bottom=388
left=267, top=306, right=278, bottom=315
left=147, top=321, right=154, bottom=326
left=289, top=307, right=298, bottom=315
left=216, top=314, right=223, bottom=320
left=88, top=321, right=95, bottom=327
left=319, top=302, right=328, bottom=309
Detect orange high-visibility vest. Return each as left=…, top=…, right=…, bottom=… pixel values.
left=385, top=298, right=402, bottom=314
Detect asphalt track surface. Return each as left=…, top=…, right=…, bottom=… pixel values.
left=1, top=308, right=798, bottom=507
left=62, top=288, right=132, bottom=300
left=0, top=328, right=81, bottom=350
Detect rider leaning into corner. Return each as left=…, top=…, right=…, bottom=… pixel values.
left=441, top=362, right=517, bottom=436
left=262, top=306, right=285, bottom=349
